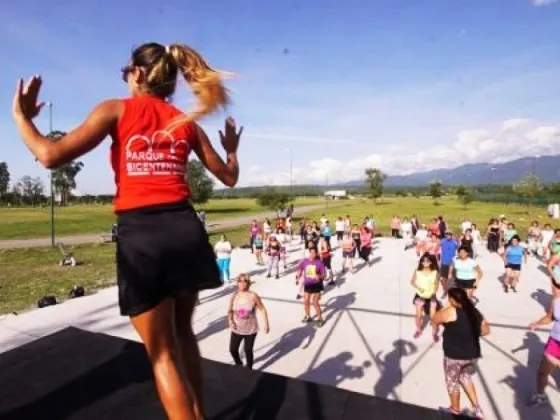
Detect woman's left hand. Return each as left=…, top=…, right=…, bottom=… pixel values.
left=13, top=76, right=45, bottom=120
left=263, top=324, right=270, bottom=334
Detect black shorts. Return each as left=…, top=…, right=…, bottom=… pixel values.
left=440, top=264, right=450, bottom=279
left=304, top=282, right=324, bottom=294
left=506, top=263, right=521, bottom=271
left=116, top=201, right=221, bottom=317
left=455, top=279, right=476, bottom=289
left=336, top=231, right=344, bottom=240
left=322, top=256, right=332, bottom=270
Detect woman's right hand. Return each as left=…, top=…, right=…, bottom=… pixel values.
left=219, top=117, right=243, bottom=154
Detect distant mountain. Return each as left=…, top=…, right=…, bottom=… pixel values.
left=347, top=155, right=560, bottom=187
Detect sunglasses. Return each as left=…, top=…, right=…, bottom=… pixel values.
left=120, top=65, right=133, bottom=83
left=237, top=278, right=249, bottom=284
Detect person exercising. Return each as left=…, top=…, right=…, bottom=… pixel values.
left=13, top=42, right=242, bottom=420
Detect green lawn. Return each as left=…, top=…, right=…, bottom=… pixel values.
left=0, top=225, right=250, bottom=314
left=0, top=196, right=324, bottom=240
left=1, top=196, right=552, bottom=314
left=302, top=196, right=549, bottom=235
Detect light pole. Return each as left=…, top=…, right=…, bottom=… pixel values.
left=47, top=102, right=55, bottom=247
left=286, top=148, right=293, bottom=201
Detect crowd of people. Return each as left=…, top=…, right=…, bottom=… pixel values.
left=218, top=212, right=560, bottom=419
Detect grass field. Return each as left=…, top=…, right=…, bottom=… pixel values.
left=1, top=196, right=553, bottom=314
left=0, top=196, right=325, bottom=240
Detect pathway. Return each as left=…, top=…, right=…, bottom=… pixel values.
left=0, top=203, right=335, bottom=249
left=0, top=238, right=556, bottom=419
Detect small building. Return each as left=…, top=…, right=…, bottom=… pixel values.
left=324, top=190, right=347, bottom=200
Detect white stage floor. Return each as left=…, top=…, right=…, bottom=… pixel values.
left=1, top=238, right=558, bottom=420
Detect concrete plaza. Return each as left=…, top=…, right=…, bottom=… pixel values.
left=0, top=237, right=558, bottom=420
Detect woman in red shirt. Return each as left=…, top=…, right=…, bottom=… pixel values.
left=12, top=42, right=241, bottom=420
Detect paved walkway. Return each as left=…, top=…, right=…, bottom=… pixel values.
left=0, top=204, right=332, bottom=249
left=0, top=238, right=557, bottom=419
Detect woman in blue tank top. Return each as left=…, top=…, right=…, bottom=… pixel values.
left=502, top=235, right=527, bottom=293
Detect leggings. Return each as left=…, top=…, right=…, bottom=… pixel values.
left=268, top=255, right=279, bottom=275
left=230, top=332, right=257, bottom=369
left=443, top=357, right=477, bottom=394
left=217, top=258, right=231, bottom=282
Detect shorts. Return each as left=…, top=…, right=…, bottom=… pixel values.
left=506, top=263, right=521, bottom=271
left=336, top=231, right=344, bottom=240
left=255, top=246, right=263, bottom=251
left=343, top=250, right=355, bottom=258
left=116, top=201, right=221, bottom=317
left=544, top=337, right=560, bottom=361
left=303, top=282, right=324, bottom=294
left=322, top=256, right=332, bottom=270
left=455, top=279, right=476, bottom=289
left=413, top=294, right=439, bottom=315
left=440, top=264, right=450, bottom=279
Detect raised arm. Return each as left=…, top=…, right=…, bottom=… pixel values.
left=193, top=120, right=241, bottom=187
left=15, top=96, right=120, bottom=169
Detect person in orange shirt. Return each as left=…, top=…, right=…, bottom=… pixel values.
left=12, top=42, right=242, bottom=420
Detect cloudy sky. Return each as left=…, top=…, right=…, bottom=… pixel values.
left=1, top=0, right=560, bottom=194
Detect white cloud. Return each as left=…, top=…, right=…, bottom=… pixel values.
left=531, top=0, right=557, bottom=6
left=239, top=118, right=560, bottom=186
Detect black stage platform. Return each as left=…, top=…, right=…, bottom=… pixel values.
left=0, top=328, right=465, bottom=419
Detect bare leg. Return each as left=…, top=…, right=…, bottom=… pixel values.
left=131, top=298, right=197, bottom=420
left=175, top=293, right=205, bottom=420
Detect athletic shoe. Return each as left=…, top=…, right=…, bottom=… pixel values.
left=527, top=393, right=548, bottom=407
left=464, top=406, right=484, bottom=418
left=316, top=319, right=325, bottom=327
left=302, top=315, right=311, bottom=323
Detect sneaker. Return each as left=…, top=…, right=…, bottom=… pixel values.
left=302, top=315, right=311, bottom=323
left=316, top=319, right=325, bottom=327
left=511, top=286, right=517, bottom=293
left=504, top=284, right=508, bottom=293
left=275, top=275, right=279, bottom=279
left=413, top=330, right=422, bottom=339
left=296, top=294, right=302, bottom=300
left=432, top=333, right=439, bottom=343
left=266, top=274, right=271, bottom=278
left=327, top=280, right=336, bottom=286
left=465, top=406, right=484, bottom=418
left=439, top=407, right=460, bottom=415
left=527, top=393, right=548, bottom=408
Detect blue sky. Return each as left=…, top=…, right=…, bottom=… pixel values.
left=1, top=0, right=560, bottom=194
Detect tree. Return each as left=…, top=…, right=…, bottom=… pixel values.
left=429, top=180, right=443, bottom=204
left=185, top=159, right=214, bottom=205
left=256, top=187, right=291, bottom=218
left=513, top=172, right=541, bottom=204
left=47, top=131, right=84, bottom=206
left=364, top=168, right=387, bottom=202
left=455, top=185, right=467, bottom=198
left=14, top=176, right=44, bottom=206
left=0, top=162, right=9, bottom=201
left=458, top=189, right=474, bottom=209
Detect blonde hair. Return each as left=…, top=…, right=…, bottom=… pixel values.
left=129, top=42, right=232, bottom=131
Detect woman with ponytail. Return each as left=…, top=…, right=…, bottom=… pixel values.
left=12, top=42, right=241, bottom=420
left=431, top=287, right=490, bottom=418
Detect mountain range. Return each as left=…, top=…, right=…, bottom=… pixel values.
left=347, top=155, right=560, bottom=187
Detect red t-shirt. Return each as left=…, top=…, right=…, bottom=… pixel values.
left=110, top=96, right=197, bottom=212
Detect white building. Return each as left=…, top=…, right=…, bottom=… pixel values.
left=324, top=190, right=347, bottom=200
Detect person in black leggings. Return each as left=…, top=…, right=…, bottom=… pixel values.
left=228, top=274, right=269, bottom=369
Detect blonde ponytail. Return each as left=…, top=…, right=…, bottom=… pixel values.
left=167, top=44, right=233, bottom=131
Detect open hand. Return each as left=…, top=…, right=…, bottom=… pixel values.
left=219, top=117, right=242, bottom=154
left=13, top=76, right=45, bottom=120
